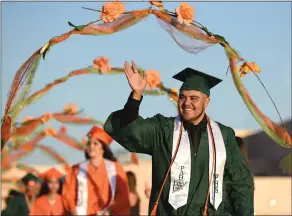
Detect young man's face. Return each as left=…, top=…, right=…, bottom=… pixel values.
left=178, top=90, right=210, bottom=123
left=25, top=180, right=38, bottom=196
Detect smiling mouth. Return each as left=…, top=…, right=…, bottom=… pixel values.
left=183, top=109, right=194, bottom=111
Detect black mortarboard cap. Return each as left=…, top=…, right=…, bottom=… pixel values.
left=20, top=173, right=40, bottom=185
left=172, top=67, right=222, bottom=96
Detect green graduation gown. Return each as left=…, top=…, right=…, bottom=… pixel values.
left=104, top=110, right=254, bottom=216
left=1, top=194, right=30, bottom=216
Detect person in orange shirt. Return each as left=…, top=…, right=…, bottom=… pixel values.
left=62, top=126, right=130, bottom=216
left=30, top=168, right=65, bottom=216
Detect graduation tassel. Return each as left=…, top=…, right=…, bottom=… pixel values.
left=150, top=202, right=159, bottom=216
left=150, top=123, right=183, bottom=216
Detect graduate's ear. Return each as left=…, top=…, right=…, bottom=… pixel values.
left=204, top=97, right=210, bottom=109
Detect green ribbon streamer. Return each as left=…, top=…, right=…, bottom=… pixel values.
left=9, top=55, right=41, bottom=123
left=68, top=21, right=87, bottom=31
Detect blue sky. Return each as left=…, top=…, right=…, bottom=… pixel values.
left=1, top=2, right=291, bottom=165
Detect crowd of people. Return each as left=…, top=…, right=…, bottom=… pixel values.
left=1, top=125, right=151, bottom=216
left=2, top=62, right=253, bottom=216
left=1, top=128, right=248, bottom=216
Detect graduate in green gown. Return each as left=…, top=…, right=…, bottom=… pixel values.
left=104, top=61, right=254, bottom=216
left=2, top=173, right=41, bottom=216
left=1, top=189, right=22, bottom=215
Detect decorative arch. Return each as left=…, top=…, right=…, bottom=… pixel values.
left=1, top=1, right=291, bottom=150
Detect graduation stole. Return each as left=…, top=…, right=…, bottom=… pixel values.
left=168, top=116, right=226, bottom=210
left=76, top=159, right=117, bottom=215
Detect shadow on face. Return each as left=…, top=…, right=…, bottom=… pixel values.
left=178, top=90, right=210, bottom=123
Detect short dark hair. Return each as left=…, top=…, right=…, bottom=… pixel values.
left=84, top=139, right=117, bottom=162
left=126, top=171, right=137, bottom=192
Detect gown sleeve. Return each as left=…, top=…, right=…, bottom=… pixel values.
left=109, top=163, right=131, bottom=216
left=104, top=92, right=164, bottom=155
left=120, top=91, right=142, bottom=127
left=62, top=165, right=78, bottom=215
left=224, top=127, right=254, bottom=216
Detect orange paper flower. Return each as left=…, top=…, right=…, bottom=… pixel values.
left=145, top=69, right=161, bottom=90
left=170, top=88, right=178, bottom=93
left=44, top=127, right=57, bottom=136
left=175, top=3, right=194, bottom=26
left=41, top=113, right=52, bottom=124
left=93, top=57, right=111, bottom=74
left=149, top=1, right=164, bottom=10
left=237, top=61, right=261, bottom=78
left=100, top=1, right=126, bottom=23
left=63, top=104, right=78, bottom=114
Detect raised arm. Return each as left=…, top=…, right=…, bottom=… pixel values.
left=119, top=60, right=146, bottom=127
left=120, top=91, right=142, bottom=128
left=104, top=61, right=164, bottom=155
left=225, top=128, right=254, bottom=216
left=104, top=96, right=164, bottom=155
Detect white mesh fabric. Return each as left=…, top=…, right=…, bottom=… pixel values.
left=157, top=17, right=215, bottom=55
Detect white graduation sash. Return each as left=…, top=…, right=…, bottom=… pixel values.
left=168, top=116, right=192, bottom=209
left=76, top=159, right=117, bottom=215
left=208, top=118, right=226, bottom=209
left=169, top=116, right=226, bottom=210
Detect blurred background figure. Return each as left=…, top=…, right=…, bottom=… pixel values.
left=1, top=189, right=22, bottom=215
left=236, top=136, right=249, bottom=162
left=144, top=181, right=151, bottom=200
left=30, top=168, right=65, bottom=215
left=62, top=125, right=130, bottom=215
left=2, top=173, right=41, bottom=216
left=126, top=171, right=140, bottom=216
